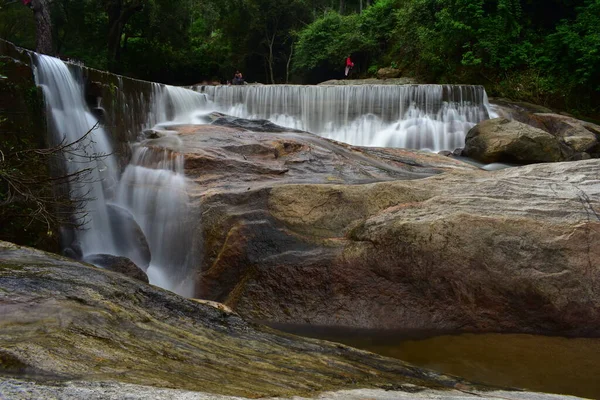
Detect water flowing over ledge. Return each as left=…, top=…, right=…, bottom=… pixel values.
left=33, top=54, right=206, bottom=296
left=28, top=45, right=496, bottom=297
left=196, top=84, right=495, bottom=152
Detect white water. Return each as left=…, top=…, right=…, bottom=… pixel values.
left=35, top=55, right=207, bottom=296
left=34, top=55, right=119, bottom=257
left=151, top=84, right=212, bottom=126
left=34, top=54, right=495, bottom=297
left=115, top=144, right=196, bottom=296
left=112, top=84, right=208, bottom=296
left=197, top=84, right=495, bottom=152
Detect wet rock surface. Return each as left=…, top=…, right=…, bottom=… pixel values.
left=173, top=124, right=473, bottom=192
left=82, top=253, right=149, bottom=283
left=211, top=115, right=305, bottom=133
left=166, top=122, right=600, bottom=336
left=105, top=203, right=152, bottom=271
left=1, top=241, right=488, bottom=398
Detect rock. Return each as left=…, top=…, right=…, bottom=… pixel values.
left=463, top=118, right=566, bottom=163
left=438, top=150, right=453, bottom=157
left=488, top=101, right=600, bottom=159
left=174, top=124, right=474, bottom=192
left=453, top=148, right=464, bottom=157
left=0, top=379, right=584, bottom=400
left=0, top=240, right=487, bottom=398
left=62, top=247, right=80, bottom=260
left=490, top=98, right=554, bottom=114
left=212, top=115, right=304, bottom=133
left=571, top=152, right=592, bottom=161
left=145, top=123, right=600, bottom=336
left=319, top=77, right=419, bottom=85
left=531, top=113, right=598, bottom=154
left=377, top=67, right=402, bottom=79
left=170, top=118, right=600, bottom=336
left=142, top=128, right=178, bottom=139
left=106, top=203, right=151, bottom=271
left=197, top=159, right=600, bottom=336
left=190, top=298, right=235, bottom=314
left=205, top=111, right=227, bottom=122
left=82, top=253, right=149, bottom=283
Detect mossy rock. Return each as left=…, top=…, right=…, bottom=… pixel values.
left=0, top=240, right=481, bottom=398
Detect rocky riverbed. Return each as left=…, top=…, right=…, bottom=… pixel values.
left=0, top=242, right=587, bottom=399
left=152, top=120, right=600, bottom=336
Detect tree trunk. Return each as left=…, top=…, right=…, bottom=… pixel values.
left=285, top=43, right=294, bottom=84
left=339, top=0, right=344, bottom=14
left=107, top=11, right=124, bottom=70
left=31, top=0, right=54, bottom=55
left=105, top=1, right=143, bottom=71
left=266, top=32, right=275, bottom=84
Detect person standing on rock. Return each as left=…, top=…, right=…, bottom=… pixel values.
left=345, top=55, right=354, bottom=78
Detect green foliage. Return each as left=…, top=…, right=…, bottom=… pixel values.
left=0, top=0, right=35, bottom=50
left=541, top=0, right=600, bottom=91
left=368, top=64, right=379, bottom=75
left=294, top=11, right=364, bottom=72
left=295, top=0, right=599, bottom=113
left=1, top=0, right=598, bottom=113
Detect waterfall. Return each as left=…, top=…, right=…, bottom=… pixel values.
left=33, top=52, right=491, bottom=297
left=151, top=84, right=212, bottom=126
left=111, top=83, right=207, bottom=295
left=34, top=55, right=120, bottom=258
left=34, top=55, right=203, bottom=296
left=197, top=84, right=493, bottom=152
left=115, top=143, right=196, bottom=296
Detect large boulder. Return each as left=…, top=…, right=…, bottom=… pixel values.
left=489, top=99, right=600, bottom=159
left=463, top=118, right=567, bottom=163
left=0, top=240, right=490, bottom=398
left=167, top=122, right=600, bottom=337
left=528, top=113, right=599, bottom=154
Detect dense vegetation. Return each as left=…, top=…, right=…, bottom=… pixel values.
left=1, top=0, right=598, bottom=114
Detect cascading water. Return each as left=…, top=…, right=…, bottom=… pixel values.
left=33, top=53, right=492, bottom=297
left=197, top=84, right=495, bottom=152
left=34, top=54, right=207, bottom=296
left=151, top=84, right=212, bottom=126
left=110, top=83, right=208, bottom=296
left=114, top=144, right=197, bottom=296
left=34, top=55, right=120, bottom=258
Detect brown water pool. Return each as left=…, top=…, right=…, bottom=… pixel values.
left=271, top=325, right=600, bottom=399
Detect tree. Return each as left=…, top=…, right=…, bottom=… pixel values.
left=31, top=0, right=54, bottom=55
left=102, top=0, right=144, bottom=70
left=293, top=10, right=368, bottom=82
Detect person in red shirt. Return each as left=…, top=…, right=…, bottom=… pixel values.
left=345, top=56, right=354, bottom=77
left=22, top=0, right=33, bottom=8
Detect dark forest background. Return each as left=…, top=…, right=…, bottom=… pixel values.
left=1, top=0, right=599, bottom=115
